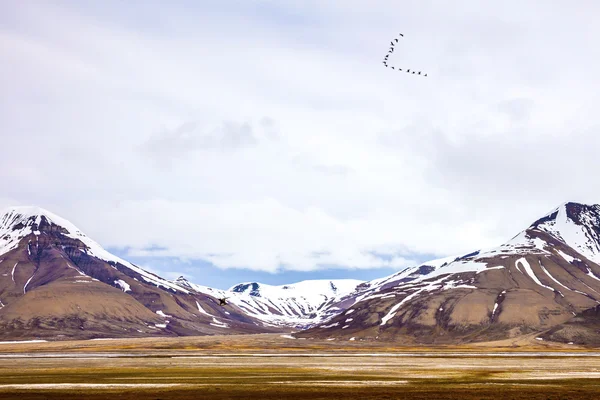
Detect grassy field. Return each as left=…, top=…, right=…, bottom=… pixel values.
left=0, top=334, right=598, bottom=399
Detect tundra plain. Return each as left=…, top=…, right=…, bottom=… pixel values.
left=0, top=334, right=598, bottom=399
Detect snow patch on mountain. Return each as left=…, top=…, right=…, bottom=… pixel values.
left=539, top=261, right=570, bottom=292
left=23, top=270, right=36, bottom=294
left=11, top=262, right=17, bottom=283
left=67, top=263, right=86, bottom=276
left=156, top=310, right=172, bottom=318
left=195, top=301, right=214, bottom=317
left=210, top=317, right=229, bottom=328
left=114, top=279, right=131, bottom=292
left=516, top=258, right=553, bottom=291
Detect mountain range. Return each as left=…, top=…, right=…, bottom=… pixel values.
left=1, top=202, right=600, bottom=345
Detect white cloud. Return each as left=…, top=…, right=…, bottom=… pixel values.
left=2, top=1, right=600, bottom=273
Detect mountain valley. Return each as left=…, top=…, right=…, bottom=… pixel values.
left=2, top=202, right=600, bottom=345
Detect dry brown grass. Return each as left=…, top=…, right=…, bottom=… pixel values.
left=0, top=331, right=589, bottom=353
left=0, top=334, right=598, bottom=399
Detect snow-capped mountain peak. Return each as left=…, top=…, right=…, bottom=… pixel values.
left=2, top=206, right=82, bottom=232
left=332, top=202, right=600, bottom=314
left=406, top=202, right=600, bottom=279
left=0, top=206, right=77, bottom=256
left=530, top=202, right=600, bottom=264
left=0, top=206, right=189, bottom=294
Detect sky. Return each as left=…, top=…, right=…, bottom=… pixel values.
left=2, top=1, right=600, bottom=289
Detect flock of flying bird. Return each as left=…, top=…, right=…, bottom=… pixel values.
left=383, top=33, right=427, bottom=77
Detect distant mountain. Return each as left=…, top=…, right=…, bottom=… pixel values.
left=170, top=277, right=364, bottom=328
left=0, top=206, right=275, bottom=339
left=297, top=202, right=600, bottom=344
left=226, top=279, right=363, bottom=328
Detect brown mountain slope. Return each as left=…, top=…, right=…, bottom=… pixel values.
left=297, top=202, right=600, bottom=343
left=540, top=305, right=600, bottom=346
left=0, top=207, right=278, bottom=340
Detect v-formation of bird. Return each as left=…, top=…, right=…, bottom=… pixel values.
left=382, top=33, right=427, bottom=77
